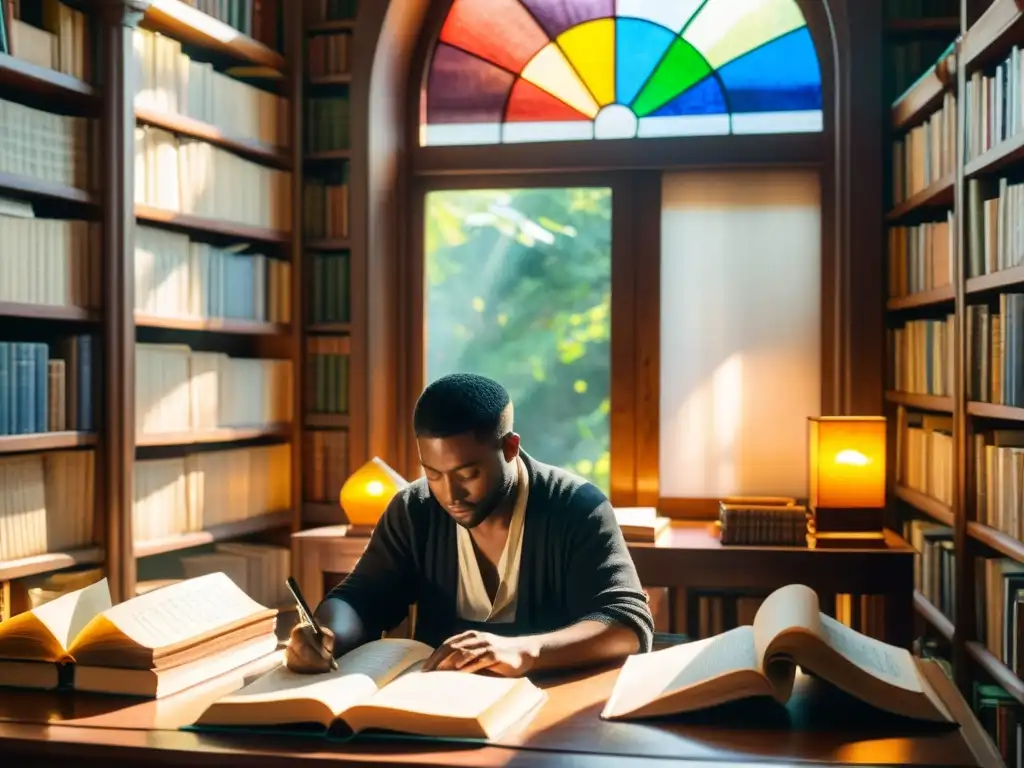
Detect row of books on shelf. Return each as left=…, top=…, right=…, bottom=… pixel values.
left=0, top=201, right=100, bottom=309
left=967, top=178, right=1024, bottom=279
left=308, top=32, right=351, bottom=77
left=975, top=427, right=1024, bottom=542
left=0, top=335, right=94, bottom=436
left=306, top=96, right=351, bottom=152
left=884, top=0, right=956, bottom=102
left=0, top=98, right=93, bottom=191
left=135, top=225, right=292, bottom=324
left=964, top=46, right=1024, bottom=163
left=134, top=444, right=289, bottom=543
left=309, top=250, right=349, bottom=324
left=887, top=315, right=955, bottom=397
left=0, top=449, right=94, bottom=562
left=136, top=343, right=292, bottom=438
left=5, top=0, right=91, bottom=82
left=1, top=439, right=290, bottom=563
left=186, top=0, right=281, bottom=50
left=307, top=337, right=348, bottom=415
left=906, top=519, right=955, bottom=622
left=887, top=216, right=954, bottom=298
left=303, top=168, right=350, bottom=239
left=896, top=411, right=954, bottom=507
left=133, top=27, right=289, bottom=149
left=892, top=93, right=955, bottom=206
left=302, top=429, right=348, bottom=504
left=135, top=125, right=291, bottom=231
left=966, top=299, right=1020, bottom=407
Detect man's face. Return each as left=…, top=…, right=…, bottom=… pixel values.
left=417, top=431, right=518, bottom=528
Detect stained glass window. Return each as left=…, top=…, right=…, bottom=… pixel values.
left=421, top=0, right=823, bottom=146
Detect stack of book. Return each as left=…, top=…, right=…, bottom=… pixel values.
left=0, top=572, right=278, bottom=698
left=719, top=496, right=808, bottom=546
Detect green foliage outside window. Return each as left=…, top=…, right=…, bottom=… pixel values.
left=425, top=187, right=612, bottom=492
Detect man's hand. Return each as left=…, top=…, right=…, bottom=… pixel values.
left=285, top=623, right=337, bottom=674
left=422, top=631, right=538, bottom=677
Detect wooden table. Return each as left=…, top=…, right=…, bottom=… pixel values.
left=0, top=655, right=1003, bottom=767
left=627, top=524, right=917, bottom=648
left=293, top=522, right=916, bottom=648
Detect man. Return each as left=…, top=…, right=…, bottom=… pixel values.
left=287, top=373, right=653, bottom=677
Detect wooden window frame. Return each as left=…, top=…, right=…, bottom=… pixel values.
left=354, top=0, right=884, bottom=515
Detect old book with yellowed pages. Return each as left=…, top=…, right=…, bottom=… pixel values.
left=0, top=572, right=278, bottom=697
left=196, top=637, right=547, bottom=740
left=602, top=584, right=955, bottom=724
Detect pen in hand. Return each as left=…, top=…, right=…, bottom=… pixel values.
left=286, top=576, right=339, bottom=671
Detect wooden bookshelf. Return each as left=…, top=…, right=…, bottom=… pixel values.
left=914, top=590, right=955, bottom=641
left=134, top=204, right=290, bottom=244
left=891, top=50, right=955, bottom=131
left=886, top=284, right=955, bottom=311
left=884, top=391, right=955, bottom=412
left=885, top=173, right=956, bottom=221
left=895, top=485, right=956, bottom=527
left=0, top=52, right=97, bottom=103
left=299, top=8, right=357, bottom=530
left=140, top=0, right=286, bottom=71
left=134, top=107, right=290, bottom=168
left=0, top=171, right=96, bottom=206
left=0, top=432, right=97, bottom=455
left=0, top=0, right=302, bottom=609
left=885, top=0, right=1024, bottom=715
left=0, top=1, right=110, bottom=603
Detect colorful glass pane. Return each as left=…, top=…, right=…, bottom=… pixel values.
left=422, top=0, right=823, bottom=146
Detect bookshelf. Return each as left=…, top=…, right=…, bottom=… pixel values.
left=886, top=0, right=1024, bottom=747
left=0, top=0, right=299, bottom=618
left=300, top=0, right=355, bottom=528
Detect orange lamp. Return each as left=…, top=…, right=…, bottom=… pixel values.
left=808, top=416, right=887, bottom=545
left=340, top=457, right=408, bottom=528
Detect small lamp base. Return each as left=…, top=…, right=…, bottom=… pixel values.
left=811, top=506, right=885, bottom=549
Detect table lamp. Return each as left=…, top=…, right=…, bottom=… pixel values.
left=807, top=416, right=887, bottom=547
left=340, top=457, right=408, bottom=532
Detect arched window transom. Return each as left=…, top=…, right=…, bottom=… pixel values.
left=421, top=0, right=823, bottom=147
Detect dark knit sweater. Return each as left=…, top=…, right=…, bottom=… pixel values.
left=323, top=452, right=654, bottom=653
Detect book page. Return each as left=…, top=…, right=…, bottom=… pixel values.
left=817, top=613, right=922, bottom=692
left=752, top=584, right=821, bottom=668
left=602, top=626, right=759, bottom=718
left=360, top=668, right=528, bottom=719
left=0, top=579, right=112, bottom=661
left=213, top=638, right=432, bottom=717
left=69, top=572, right=269, bottom=654
left=28, top=578, right=112, bottom=652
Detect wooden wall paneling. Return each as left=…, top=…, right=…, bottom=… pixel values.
left=841, top=0, right=885, bottom=416
left=350, top=0, right=432, bottom=475
left=287, top=0, right=303, bottom=533
left=98, top=0, right=148, bottom=604
left=608, top=174, right=637, bottom=508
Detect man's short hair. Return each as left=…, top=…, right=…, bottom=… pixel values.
left=413, top=373, right=514, bottom=441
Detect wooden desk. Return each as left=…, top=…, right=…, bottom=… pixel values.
left=292, top=523, right=916, bottom=648
left=628, top=524, right=917, bottom=648
left=0, top=655, right=1003, bottom=767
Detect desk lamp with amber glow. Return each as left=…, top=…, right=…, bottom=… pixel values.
left=340, top=457, right=409, bottom=534
left=808, top=416, right=887, bottom=547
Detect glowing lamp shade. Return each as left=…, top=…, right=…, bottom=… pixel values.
left=340, top=457, right=409, bottom=527
left=808, top=416, right=886, bottom=510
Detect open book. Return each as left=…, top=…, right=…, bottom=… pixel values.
left=0, top=572, right=278, bottom=696
left=602, top=584, right=954, bottom=724
left=196, top=637, right=547, bottom=740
